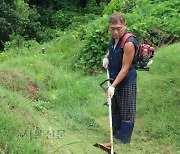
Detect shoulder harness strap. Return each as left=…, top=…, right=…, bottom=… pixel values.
left=120, top=33, right=136, bottom=48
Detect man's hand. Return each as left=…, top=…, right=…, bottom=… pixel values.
left=107, top=86, right=115, bottom=98
left=103, top=58, right=109, bottom=69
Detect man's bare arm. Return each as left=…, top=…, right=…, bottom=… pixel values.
left=111, top=42, right=135, bottom=87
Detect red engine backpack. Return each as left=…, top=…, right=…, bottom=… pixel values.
left=121, top=33, right=155, bottom=71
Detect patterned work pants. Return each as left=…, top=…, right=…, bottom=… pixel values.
left=112, top=82, right=137, bottom=122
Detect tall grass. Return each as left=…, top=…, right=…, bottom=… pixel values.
left=0, top=34, right=108, bottom=153
left=137, top=43, right=180, bottom=150
left=0, top=32, right=179, bottom=153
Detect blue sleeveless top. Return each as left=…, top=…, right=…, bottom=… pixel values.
left=108, top=30, right=138, bottom=89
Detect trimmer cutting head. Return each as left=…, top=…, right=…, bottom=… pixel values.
left=93, top=143, right=117, bottom=154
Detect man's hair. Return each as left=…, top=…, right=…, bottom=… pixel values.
left=109, top=13, right=126, bottom=24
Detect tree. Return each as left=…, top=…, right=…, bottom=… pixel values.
left=0, top=0, right=40, bottom=51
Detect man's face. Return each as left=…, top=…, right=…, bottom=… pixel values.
left=109, top=21, right=126, bottom=40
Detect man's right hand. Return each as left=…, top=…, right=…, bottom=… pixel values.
left=103, top=57, right=109, bottom=69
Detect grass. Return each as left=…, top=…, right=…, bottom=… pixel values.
left=136, top=43, right=180, bottom=151
left=0, top=34, right=179, bottom=154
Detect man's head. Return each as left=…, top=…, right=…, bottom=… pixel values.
left=109, top=13, right=126, bottom=40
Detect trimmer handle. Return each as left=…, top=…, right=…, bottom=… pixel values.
left=100, top=78, right=114, bottom=92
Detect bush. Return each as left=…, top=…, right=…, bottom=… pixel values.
left=104, top=0, right=180, bottom=45
left=68, top=13, right=98, bottom=40
left=75, top=15, right=110, bottom=74
left=75, top=0, right=180, bottom=73
left=3, top=34, right=40, bottom=56
left=36, top=27, right=62, bottom=43
left=85, top=0, right=110, bottom=15
left=104, top=0, right=142, bottom=14
left=126, top=0, right=180, bottom=45
left=3, top=34, right=25, bottom=52
left=0, top=0, right=41, bottom=50
left=51, top=10, right=79, bottom=30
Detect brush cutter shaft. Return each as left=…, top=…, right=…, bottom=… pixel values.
left=106, top=69, right=114, bottom=154
left=97, top=70, right=115, bottom=154
left=106, top=70, right=110, bottom=87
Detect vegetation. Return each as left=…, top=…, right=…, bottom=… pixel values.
left=0, top=0, right=179, bottom=153
left=74, top=15, right=110, bottom=74
left=0, top=32, right=179, bottom=153
left=0, top=0, right=110, bottom=50
left=76, top=0, right=180, bottom=72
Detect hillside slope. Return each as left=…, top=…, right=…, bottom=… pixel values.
left=0, top=42, right=179, bottom=154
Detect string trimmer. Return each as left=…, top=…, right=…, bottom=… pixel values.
left=93, top=69, right=116, bottom=154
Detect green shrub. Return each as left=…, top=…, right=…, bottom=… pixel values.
left=104, top=0, right=180, bottom=45
left=51, top=10, right=79, bottom=30
left=36, top=27, right=62, bottom=43
left=0, top=52, right=9, bottom=62
left=76, top=0, right=180, bottom=73
left=0, top=0, right=41, bottom=50
left=68, top=13, right=98, bottom=40
left=3, top=34, right=39, bottom=52
left=3, top=34, right=25, bottom=55
left=86, top=0, right=109, bottom=15
left=126, top=0, right=180, bottom=45
left=75, top=15, right=110, bottom=74
left=104, top=0, right=142, bottom=14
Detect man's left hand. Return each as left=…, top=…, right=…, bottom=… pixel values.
left=107, top=86, right=115, bottom=98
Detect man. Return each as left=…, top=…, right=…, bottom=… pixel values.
left=103, top=13, right=138, bottom=144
